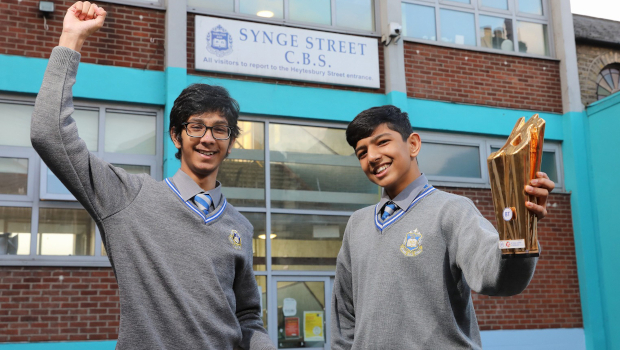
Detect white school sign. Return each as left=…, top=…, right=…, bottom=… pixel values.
left=195, top=16, right=380, bottom=89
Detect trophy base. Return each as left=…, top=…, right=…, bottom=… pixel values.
left=501, top=252, right=540, bottom=259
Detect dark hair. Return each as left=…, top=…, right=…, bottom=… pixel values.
left=346, top=105, right=413, bottom=148
left=169, top=84, right=241, bottom=160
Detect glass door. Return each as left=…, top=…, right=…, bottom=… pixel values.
left=270, top=276, right=332, bottom=350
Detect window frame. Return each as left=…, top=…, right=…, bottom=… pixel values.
left=401, top=0, right=556, bottom=59
left=97, top=0, right=165, bottom=10
left=187, top=0, right=382, bottom=37
left=0, top=95, right=163, bottom=267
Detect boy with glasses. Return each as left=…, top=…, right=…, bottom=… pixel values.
left=31, top=2, right=274, bottom=349
left=331, top=105, right=554, bottom=349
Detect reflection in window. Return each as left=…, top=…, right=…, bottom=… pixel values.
left=596, top=66, right=620, bottom=101
left=518, top=0, right=543, bottom=15
left=517, top=21, right=548, bottom=56
left=0, top=207, right=31, bottom=255
left=271, top=214, right=347, bottom=271
left=479, top=15, right=514, bottom=51
left=336, top=0, right=374, bottom=31
left=37, top=208, right=96, bottom=256
left=220, top=121, right=266, bottom=207
left=0, top=158, right=28, bottom=195
left=240, top=0, right=284, bottom=19
left=290, top=0, right=331, bottom=25
left=482, top=0, right=508, bottom=10
left=401, top=3, right=436, bottom=41
left=418, top=142, right=481, bottom=178
left=269, top=123, right=378, bottom=210
left=73, top=109, right=99, bottom=151
left=113, top=164, right=151, bottom=175
left=0, top=103, right=33, bottom=148
left=440, top=9, right=476, bottom=46
left=105, top=112, right=156, bottom=155
left=240, top=212, right=267, bottom=271
left=256, top=275, right=268, bottom=330
left=187, top=0, right=233, bottom=12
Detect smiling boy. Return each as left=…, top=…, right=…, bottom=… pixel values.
left=331, top=105, right=554, bottom=349
left=30, top=2, right=274, bottom=349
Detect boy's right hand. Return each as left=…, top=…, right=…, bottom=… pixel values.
left=59, top=1, right=107, bottom=53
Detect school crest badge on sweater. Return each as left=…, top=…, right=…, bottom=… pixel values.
left=229, top=230, right=242, bottom=250
left=400, top=229, right=423, bottom=257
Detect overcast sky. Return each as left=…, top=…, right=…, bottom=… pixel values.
left=570, top=0, right=620, bottom=21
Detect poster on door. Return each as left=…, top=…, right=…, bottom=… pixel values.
left=303, top=311, right=324, bottom=342
left=285, top=317, right=300, bottom=339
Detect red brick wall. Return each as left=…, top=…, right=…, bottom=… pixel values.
left=438, top=187, right=583, bottom=330
left=0, top=268, right=119, bottom=343
left=0, top=190, right=581, bottom=343
left=0, top=0, right=165, bottom=70
left=187, top=14, right=385, bottom=94
left=404, top=42, right=563, bottom=114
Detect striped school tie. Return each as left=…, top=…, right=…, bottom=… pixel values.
left=193, top=193, right=213, bottom=215
left=381, top=201, right=399, bottom=220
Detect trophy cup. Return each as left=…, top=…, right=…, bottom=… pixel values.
left=487, top=114, right=544, bottom=258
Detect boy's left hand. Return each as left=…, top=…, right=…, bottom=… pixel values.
left=525, top=172, right=555, bottom=220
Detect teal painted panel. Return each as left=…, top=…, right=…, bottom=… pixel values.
left=0, top=54, right=165, bottom=105
left=481, top=328, right=585, bottom=350
left=163, top=67, right=186, bottom=178
left=0, top=341, right=116, bottom=349
left=587, top=99, right=620, bottom=350
left=562, top=110, right=606, bottom=350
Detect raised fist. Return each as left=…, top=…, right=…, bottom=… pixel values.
left=59, top=1, right=107, bottom=52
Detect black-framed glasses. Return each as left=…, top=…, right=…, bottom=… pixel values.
left=182, top=122, right=232, bottom=140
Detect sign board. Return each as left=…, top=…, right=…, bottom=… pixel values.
left=303, top=311, right=324, bottom=342
left=285, top=317, right=300, bottom=338
left=195, top=16, right=380, bottom=89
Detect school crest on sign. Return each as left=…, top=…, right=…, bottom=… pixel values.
left=229, top=230, right=242, bottom=250
left=400, top=229, right=423, bottom=257
left=207, top=25, right=233, bottom=57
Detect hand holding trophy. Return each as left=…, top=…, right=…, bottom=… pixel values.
left=488, top=115, right=552, bottom=258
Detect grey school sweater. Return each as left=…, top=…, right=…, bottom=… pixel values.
left=31, top=46, right=274, bottom=350
left=331, top=181, right=538, bottom=350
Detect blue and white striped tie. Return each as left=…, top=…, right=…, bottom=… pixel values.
left=381, top=201, right=399, bottom=220
left=193, top=193, right=213, bottom=215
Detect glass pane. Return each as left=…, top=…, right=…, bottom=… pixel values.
left=440, top=9, right=476, bottom=46
left=0, top=103, right=33, bottom=147
left=220, top=121, right=265, bottom=207
left=518, top=0, right=543, bottom=15
left=113, top=164, right=151, bottom=175
left=240, top=0, right=284, bottom=19
left=271, top=214, right=347, bottom=271
left=448, top=0, right=470, bottom=3
left=336, top=0, right=374, bottom=31
left=187, top=0, right=233, bottom=12
left=482, top=0, right=508, bottom=10
left=0, top=207, right=31, bottom=255
left=256, top=275, right=268, bottom=330
left=73, top=109, right=99, bottom=151
left=277, top=281, right=325, bottom=348
left=37, top=208, right=96, bottom=256
left=401, top=3, right=436, bottom=41
left=105, top=112, right=156, bottom=155
left=269, top=124, right=379, bottom=211
left=541, top=151, right=558, bottom=183
left=290, top=0, right=331, bottom=25
left=0, top=157, right=28, bottom=195
left=46, top=168, right=71, bottom=196
left=241, top=212, right=266, bottom=271
left=479, top=15, right=514, bottom=51
left=517, top=21, right=549, bottom=56
left=418, top=142, right=481, bottom=178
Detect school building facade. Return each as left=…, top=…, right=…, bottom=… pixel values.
left=0, top=0, right=618, bottom=349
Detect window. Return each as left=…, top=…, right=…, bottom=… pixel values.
left=402, top=0, right=551, bottom=57
left=0, top=98, right=163, bottom=265
left=188, top=0, right=377, bottom=33
left=596, top=65, right=620, bottom=101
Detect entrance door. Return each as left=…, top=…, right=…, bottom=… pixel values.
left=270, top=276, right=332, bottom=350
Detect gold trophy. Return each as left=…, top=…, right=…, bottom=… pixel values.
left=487, top=114, right=544, bottom=258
